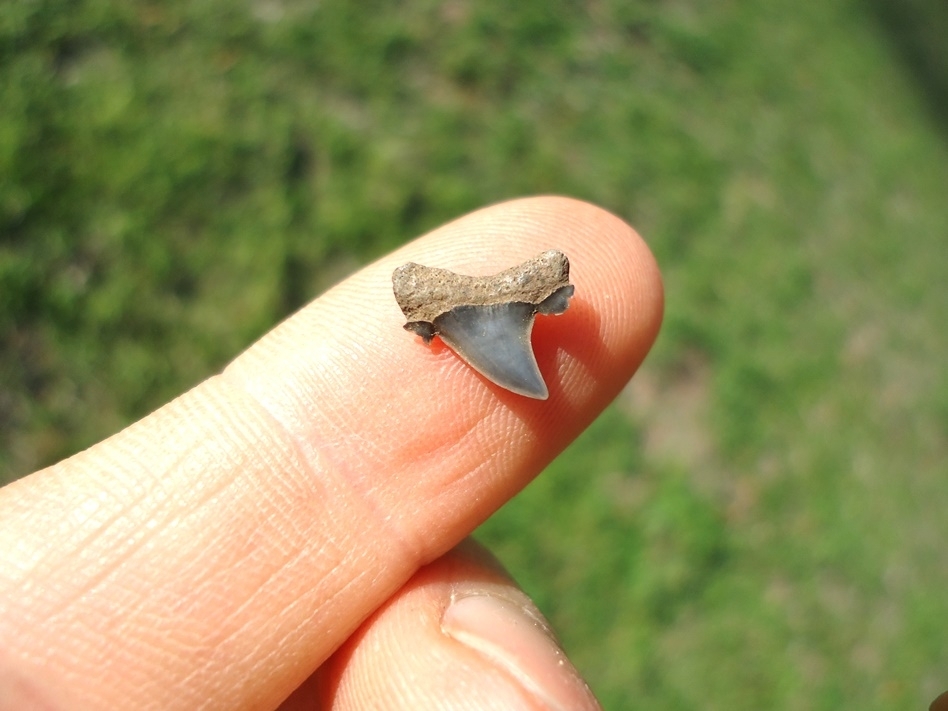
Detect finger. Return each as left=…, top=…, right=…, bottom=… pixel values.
left=280, top=539, right=601, bottom=711
left=0, top=197, right=662, bottom=711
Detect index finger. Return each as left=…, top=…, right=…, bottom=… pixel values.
left=0, top=196, right=663, bottom=711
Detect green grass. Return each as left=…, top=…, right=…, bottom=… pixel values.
left=3, top=0, right=947, bottom=708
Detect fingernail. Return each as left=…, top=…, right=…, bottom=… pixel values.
left=441, top=587, right=601, bottom=711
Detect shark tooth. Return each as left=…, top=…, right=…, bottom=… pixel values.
left=392, top=250, right=574, bottom=399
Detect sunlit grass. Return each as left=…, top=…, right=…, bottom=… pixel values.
left=2, top=1, right=947, bottom=708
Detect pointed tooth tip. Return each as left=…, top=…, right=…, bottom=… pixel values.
left=486, top=364, right=549, bottom=400
left=511, top=381, right=550, bottom=400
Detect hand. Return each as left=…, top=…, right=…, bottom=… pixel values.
left=0, top=197, right=663, bottom=710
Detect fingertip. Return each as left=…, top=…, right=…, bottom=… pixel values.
left=223, top=194, right=665, bottom=559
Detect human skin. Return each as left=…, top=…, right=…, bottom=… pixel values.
left=0, top=197, right=664, bottom=710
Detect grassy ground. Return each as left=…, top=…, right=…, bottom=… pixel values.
left=2, top=1, right=947, bottom=708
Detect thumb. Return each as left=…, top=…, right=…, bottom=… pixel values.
left=283, top=540, right=600, bottom=711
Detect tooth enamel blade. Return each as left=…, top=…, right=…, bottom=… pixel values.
left=537, top=285, right=575, bottom=315
left=434, top=302, right=549, bottom=399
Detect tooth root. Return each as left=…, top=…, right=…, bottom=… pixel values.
left=393, top=250, right=575, bottom=400
left=434, top=302, right=549, bottom=400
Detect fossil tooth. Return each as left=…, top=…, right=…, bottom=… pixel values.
left=392, top=250, right=574, bottom=399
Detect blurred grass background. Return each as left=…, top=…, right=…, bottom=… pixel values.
left=2, top=0, right=947, bottom=708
